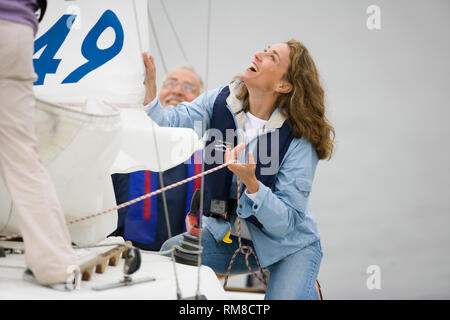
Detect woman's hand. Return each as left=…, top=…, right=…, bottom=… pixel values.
left=142, top=52, right=157, bottom=106
left=224, top=144, right=260, bottom=194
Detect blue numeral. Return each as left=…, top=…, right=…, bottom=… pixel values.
left=62, top=10, right=124, bottom=84
left=33, top=15, right=76, bottom=85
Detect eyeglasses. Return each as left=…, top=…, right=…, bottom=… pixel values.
left=162, top=78, right=197, bottom=94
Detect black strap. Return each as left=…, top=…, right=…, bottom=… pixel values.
left=36, top=0, right=47, bottom=23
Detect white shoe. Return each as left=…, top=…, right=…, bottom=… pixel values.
left=23, top=268, right=81, bottom=291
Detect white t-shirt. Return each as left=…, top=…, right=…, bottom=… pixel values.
left=230, top=112, right=267, bottom=240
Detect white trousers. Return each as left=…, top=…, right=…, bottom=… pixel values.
left=0, top=19, right=77, bottom=285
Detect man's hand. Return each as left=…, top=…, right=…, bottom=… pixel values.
left=224, top=144, right=260, bottom=194
left=142, top=52, right=157, bottom=106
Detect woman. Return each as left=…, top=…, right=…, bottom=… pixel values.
left=145, top=39, right=335, bottom=299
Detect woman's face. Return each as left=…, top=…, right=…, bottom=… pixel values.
left=241, top=43, right=291, bottom=93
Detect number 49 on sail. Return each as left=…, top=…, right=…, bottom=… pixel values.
left=33, top=10, right=124, bottom=85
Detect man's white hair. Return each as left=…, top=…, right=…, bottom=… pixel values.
left=170, top=64, right=204, bottom=92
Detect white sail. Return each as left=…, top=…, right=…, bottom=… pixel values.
left=0, top=0, right=200, bottom=245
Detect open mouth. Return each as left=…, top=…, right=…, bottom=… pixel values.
left=248, top=62, right=258, bottom=72
left=164, top=95, right=184, bottom=106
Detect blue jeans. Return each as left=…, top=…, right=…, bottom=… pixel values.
left=160, top=227, right=323, bottom=300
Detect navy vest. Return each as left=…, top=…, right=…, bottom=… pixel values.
left=203, top=86, right=294, bottom=229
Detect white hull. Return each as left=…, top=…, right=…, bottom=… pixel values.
left=0, top=249, right=225, bottom=300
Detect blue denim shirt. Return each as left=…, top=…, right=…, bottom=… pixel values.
left=144, top=83, right=320, bottom=268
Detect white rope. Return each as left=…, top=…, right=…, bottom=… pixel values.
left=147, top=0, right=168, bottom=75
left=195, top=0, right=212, bottom=300
left=159, top=0, right=188, bottom=62
left=141, top=3, right=187, bottom=293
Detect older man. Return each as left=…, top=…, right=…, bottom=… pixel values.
left=142, top=52, right=202, bottom=107
left=110, top=54, right=203, bottom=251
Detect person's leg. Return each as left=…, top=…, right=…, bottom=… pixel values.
left=265, top=240, right=323, bottom=300
left=0, top=19, right=77, bottom=285
left=160, top=227, right=261, bottom=275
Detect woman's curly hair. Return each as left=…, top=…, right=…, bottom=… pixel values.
left=237, top=39, right=335, bottom=160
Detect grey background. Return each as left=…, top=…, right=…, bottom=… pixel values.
left=146, top=0, right=450, bottom=299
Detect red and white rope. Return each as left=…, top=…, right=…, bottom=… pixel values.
left=0, top=160, right=236, bottom=242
